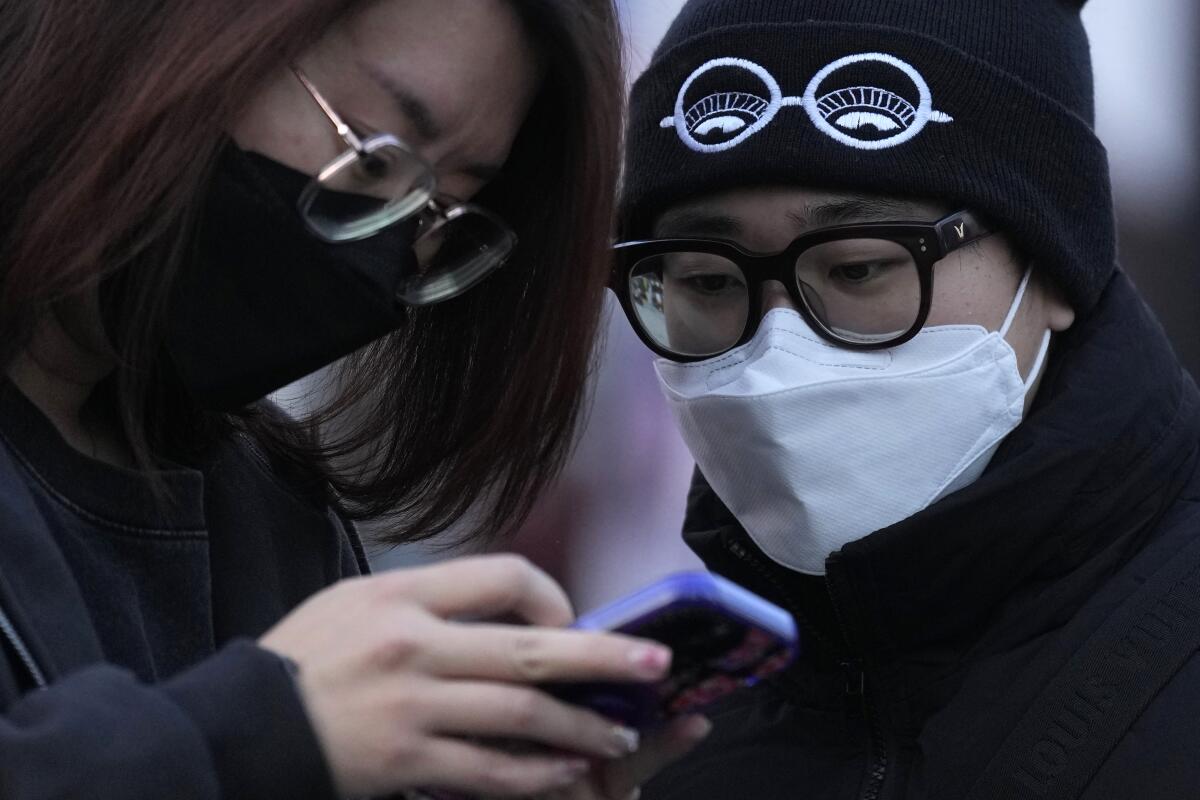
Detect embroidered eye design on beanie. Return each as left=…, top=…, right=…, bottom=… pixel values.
left=659, top=57, right=785, bottom=152
left=804, top=53, right=954, bottom=150
left=660, top=52, right=954, bottom=153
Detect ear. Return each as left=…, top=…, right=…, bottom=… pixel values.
left=1035, top=270, right=1076, bottom=332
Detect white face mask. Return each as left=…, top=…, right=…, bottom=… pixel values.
left=656, top=270, right=1051, bottom=576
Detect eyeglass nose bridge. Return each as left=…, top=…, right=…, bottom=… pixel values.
left=409, top=198, right=518, bottom=268
left=413, top=197, right=463, bottom=244
left=721, top=245, right=816, bottom=324
left=738, top=255, right=831, bottom=347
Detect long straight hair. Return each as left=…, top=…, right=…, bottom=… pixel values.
left=0, top=0, right=624, bottom=547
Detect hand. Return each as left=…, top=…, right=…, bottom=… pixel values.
left=259, top=555, right=676, bottom=798
left=542, top=714, right=713, bottom=800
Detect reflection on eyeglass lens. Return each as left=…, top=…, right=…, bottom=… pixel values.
left=794, top=239, right=920, bottom=342
left=631, top=253, right=749, bottom=357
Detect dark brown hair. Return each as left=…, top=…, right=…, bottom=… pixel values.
left=0, top=0, right=624, bottom=547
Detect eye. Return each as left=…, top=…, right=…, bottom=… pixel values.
left=685, top=92, right=770, bottom=143
left=832, top=111, right=901, bottom=132
left=830, top=261, right=893, bottom=284
left=816, top=86, right=916, bottom=137
left=357, top=153, right=391, bottom=180
left=676, top=272, right=739, bottom=297
left=683, top=273, right=745, bottom=295
left=695, top=116, right=749, bottom=136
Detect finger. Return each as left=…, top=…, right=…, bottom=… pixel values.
left=414, top=736, right=592, bottom=797
left=381, top=555, right=574, bottom=627
left=423, top=623, right=672, bottom=684
left=555, top=782, right=641, bottom=800
left=599, top=715, right=712, bottom=798
left=421, top=681, right=642, bottom=760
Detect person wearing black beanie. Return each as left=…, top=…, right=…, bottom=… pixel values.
left=612, top=1, right=1200, bottom=798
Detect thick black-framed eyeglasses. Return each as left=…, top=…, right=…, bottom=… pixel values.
left=610, top=210, right=993, bottom=361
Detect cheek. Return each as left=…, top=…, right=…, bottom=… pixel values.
left=435, top=174, right=485, bottom=205
left=230, top=74, right=342, bottom=176
left=924, top=252, right=1024, bottom=331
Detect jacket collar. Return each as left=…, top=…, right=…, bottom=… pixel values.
left=0, top=439, right=104, bottom=684
left=684, top=270, right=1200, bottom=687
left=0, top=380, right=207, bottom=685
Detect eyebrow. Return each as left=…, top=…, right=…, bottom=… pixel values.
left=791, top=197, right=922, bottom=229
left=361, top=64, right=503, bottom=184
left=653, top=195, right=924, bottom=241
left=654, top=209, right=745, bottom=239
left=363, top=64, right=443, bottom=142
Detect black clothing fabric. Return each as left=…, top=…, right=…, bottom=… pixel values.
left=0, top=384, right=213, bottom=681
left=620, top=0, right=1115, bottom=313
left=644, top=269, right=1200, bottom=799
left=0, top=381, right=366, bottom=798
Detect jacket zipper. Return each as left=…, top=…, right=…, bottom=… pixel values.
left=726, top=538, right=892, bottom=799
left=826, top=554, right=890, bottom=800
left=726, top=539, right=846, bottom=658
left=0, top=603, right=47, bottom=689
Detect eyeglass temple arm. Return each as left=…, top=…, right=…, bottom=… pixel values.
left=291, top=66, right=368, bottom=154
left=936, top=211, right=994, bottom=255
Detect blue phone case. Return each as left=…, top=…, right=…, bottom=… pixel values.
left=555, top=571, right=799, bottom=728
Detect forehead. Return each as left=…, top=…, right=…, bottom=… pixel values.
left=336, top=0, right=542, bottom=160
left=346, top=0, right=538, bottom=97
left=652, top=187, right=947, bottom=252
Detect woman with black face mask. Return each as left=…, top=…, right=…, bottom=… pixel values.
left=0, top=1, right=710, bottom=798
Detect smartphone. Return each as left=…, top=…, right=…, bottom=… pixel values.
left=551, top=571, right=799, bottom=729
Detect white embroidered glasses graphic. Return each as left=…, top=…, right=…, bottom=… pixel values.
left=659, top=52, right=954, bottom=153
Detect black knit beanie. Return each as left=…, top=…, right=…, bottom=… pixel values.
left=621, top=0, right=1116, bottom=312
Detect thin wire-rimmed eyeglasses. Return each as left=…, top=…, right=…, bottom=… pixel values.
left=291, top=67, right=517, bottom=306
left=611, top=210, right=993, bottom=361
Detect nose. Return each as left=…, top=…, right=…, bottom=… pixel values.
left=762, top=280, right=799, bottom=314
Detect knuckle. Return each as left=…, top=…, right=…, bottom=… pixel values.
left=386, top=683, right=426, bottom=721
left=483, top=757, right=539, bottom=796
left=506, top=688, right=546, bottom=730
left=370, top=627, right=421, bottom=669
left=382, top=733, right=425, bottom=774
left=372, top=570, right=412, bottom=601
left=491, top=552, right=535, bottom=575
left=492, top=554, right=536, bottom=592
left=507, top=631, right=554, bottom=682
left=473, top=555, right=538, bottom=617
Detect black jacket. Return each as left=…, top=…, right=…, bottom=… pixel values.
left=0, top=404, right=364, bottom=799
left=645, top=271, right=1200, bottom=800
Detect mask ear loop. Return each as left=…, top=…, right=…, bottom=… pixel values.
left=999, top=268, right=1033, bottom=338
left=999, top=268, right=1052, bottom=392
left=1023, top=330, right=1053, bottom=392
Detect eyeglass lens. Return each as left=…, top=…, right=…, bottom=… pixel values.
left=627, top=238, right=922, bottom=357
left=300, top=136, right=514, bottom=305
left=399, top=210, right=515, bottom=305
left=302, top=138, right=436, bottom=242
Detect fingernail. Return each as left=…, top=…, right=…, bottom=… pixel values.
left=555, top=759, right=591, bottom=786
left=607, top=725, right=641, bottom=757
left=687, top=716, right=714, bottom=740
left=629, top=645, right=672, bottom=677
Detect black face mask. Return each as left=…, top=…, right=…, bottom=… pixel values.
left=166, top=144, right=419, bottom=411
